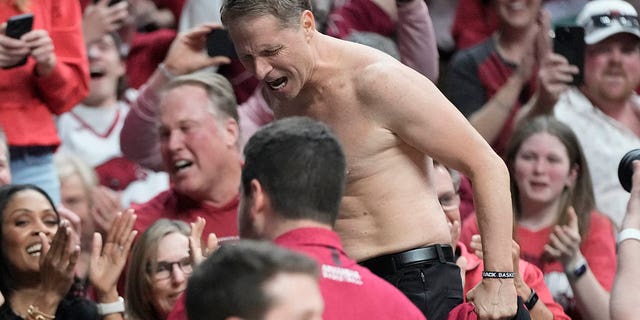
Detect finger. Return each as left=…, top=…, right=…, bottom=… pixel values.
left=567, top=206, right=579, bottom=230
left=97, top=0, right=111, bottom=7
left=122, top=230, right=138, bottom=258
left=544, top=243, right=562, bottom=259
left=67, top=245, right=80, bottom=273
left=207, top=56, right=232, bottom=66
left=548, top=231, right=570, bottom=254
left=91, top=232, right=103, bottom=261
left=0, top=22, right=6, bottom=34
left=106, top=211, right=123, bottom=244
left=38, top=231, right=51, bottom=265
left=206, top=233, right=220, bottom=255
left=48, top=222, right=69, bottom=263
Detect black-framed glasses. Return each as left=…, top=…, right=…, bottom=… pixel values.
left=149, top=257, right=193, bottom=280
left=591, top=14, right=640, bottom=28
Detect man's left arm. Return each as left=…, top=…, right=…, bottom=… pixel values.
left=361, top=62, right=517, bottom=319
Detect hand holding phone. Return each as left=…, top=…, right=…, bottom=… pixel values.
left=206, top=29, right=237, bottom=59
left=553, top=26, right=585, bottom=86
left=2, top=13, right=34, bottom=69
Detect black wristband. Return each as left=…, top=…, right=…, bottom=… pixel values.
left=524, top=288, right=539, bottom=310
left=482, top=271, right=515, bottom=279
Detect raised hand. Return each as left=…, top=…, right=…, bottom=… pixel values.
left=38, top=221, right=79, bottom=310
left=189, top=217, right=219, bottom=265
left=162, top=24, right=232, bottom=76
left=89, top=209, right=137, bottom=301
left=82, top=0, right=130, bottom=44
left=544, top=206, right=583, bottom=269
left=90, top=186, right=123, bottom=235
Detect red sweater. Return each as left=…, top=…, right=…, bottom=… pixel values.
left=0, top=0, right=89, bottom=147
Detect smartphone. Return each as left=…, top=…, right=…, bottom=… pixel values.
left=3, top=13, right=34, bottom=69
left=553, top=26, right=585, bottom=86
left=206, top=29, right=237, bottom=59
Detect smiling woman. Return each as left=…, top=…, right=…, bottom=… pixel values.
left=0, top=184, right=136, bottom=320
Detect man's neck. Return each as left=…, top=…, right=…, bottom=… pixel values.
left=198, top=160, right=242, bottom=207
left=266, top=219, right=332, bottom=240
left=581, top=87, right=640, bottom=136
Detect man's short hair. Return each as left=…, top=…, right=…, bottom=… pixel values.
left=164, top=71, right=239, bottom=123
left=241, top=116, right=346, bottom=226
left=221, top=0, right=312, bottom=29
left=186, top=240, right=318, bottom=320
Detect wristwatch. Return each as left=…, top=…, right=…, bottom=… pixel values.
left=524, top=288, right=539, bottom=310
left=96, top=296, right=125, bottom=316
left=572, top=259, right=588, bottom=279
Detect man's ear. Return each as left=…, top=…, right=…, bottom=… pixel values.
left=222, top=118, right=240, bottom=148
left=300, top=10, right=316, bottom=40
left=249, top=179, right=270, bottom=233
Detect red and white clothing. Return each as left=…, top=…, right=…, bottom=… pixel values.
left=461, top=211, right=616, bottom=318
left=0, top=0, right=89, bottom=148
left=57, top=102, right=168, bottom=206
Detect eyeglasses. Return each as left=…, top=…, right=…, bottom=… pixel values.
left=438, top=192, right=460, bottom=212
left=149, top=258, right=193, bottom=280
left=590, top=14, right=640, bottom=28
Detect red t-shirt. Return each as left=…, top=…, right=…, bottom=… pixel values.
left=132, top=188, right=239, bottom=241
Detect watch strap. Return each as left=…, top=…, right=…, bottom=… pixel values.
left=96, top=296, right=125, bottom=316
left=524, top=288, right=539, bottom=310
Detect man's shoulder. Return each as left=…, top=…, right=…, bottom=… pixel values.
left=132, top=189, right=175, bottom=211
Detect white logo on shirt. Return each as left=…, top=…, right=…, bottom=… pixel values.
left=322, top=264, right=363, bottom=285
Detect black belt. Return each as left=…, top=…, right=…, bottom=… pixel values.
left=9, top=145, right=55, bottom=161
left=360, top=244, right=455, bottom=276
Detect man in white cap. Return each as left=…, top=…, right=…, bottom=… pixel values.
left=552, top=0, right=640, bottom=227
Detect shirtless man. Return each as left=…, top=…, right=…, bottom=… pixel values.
left=220, top=1, right=516, bottom=319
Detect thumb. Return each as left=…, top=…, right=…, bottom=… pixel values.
left=0, top=23, right=6, bottom=35
left=567, top=206, right=578, bottom=229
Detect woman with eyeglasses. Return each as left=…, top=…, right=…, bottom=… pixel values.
left=461, top=116, right=616, bottom=320
left=125, top=219, right=198, bottom=320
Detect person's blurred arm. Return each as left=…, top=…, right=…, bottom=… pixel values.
left=33, top=1, right=89, bottom=115
left=396, top=0, right=439, bottom=81
left=611, top=161, right=640, bottom=320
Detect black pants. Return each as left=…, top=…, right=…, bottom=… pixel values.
left=360, top=245, right=463, bottom=320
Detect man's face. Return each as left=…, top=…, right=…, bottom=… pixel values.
left=84, top=34, right=125, bottom=106
left=262, top=273, right=324, bottom=320
left=227, top=13, right=315, bottom=101
left=158, top=85, right=238, bottom=200
left=583, top=33, right=640, bottom=104
left=433, top=165, right=461, bottom=245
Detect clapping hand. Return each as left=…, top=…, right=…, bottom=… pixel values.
left=89, top=209, right=137, bottom=301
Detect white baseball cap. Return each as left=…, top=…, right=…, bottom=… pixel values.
left=576, top=0, right=640, bottom=44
